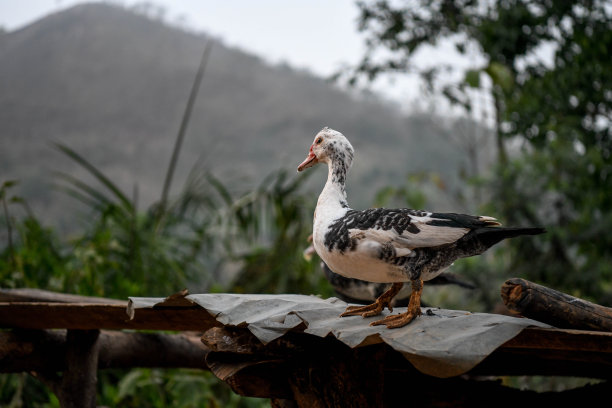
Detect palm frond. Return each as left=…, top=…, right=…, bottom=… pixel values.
left=53, top=143, right=133, bottom=211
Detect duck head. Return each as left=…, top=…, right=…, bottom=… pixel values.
left=297, top=127, right=354, bottom=174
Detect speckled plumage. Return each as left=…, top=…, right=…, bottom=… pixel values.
left=298, top=127, right=545, bottom=328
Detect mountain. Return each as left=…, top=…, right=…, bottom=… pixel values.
left=0, top=3, right=486, bottom=230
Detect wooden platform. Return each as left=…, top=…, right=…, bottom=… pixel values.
left=1, top=288, right=611, bottom=407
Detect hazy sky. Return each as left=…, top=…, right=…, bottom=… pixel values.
left=0, top=0, right=482, bottom=114
left=0, top=0, right=365, bottom=77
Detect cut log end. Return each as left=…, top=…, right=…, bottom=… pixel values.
left=501, top=278, right=612, bottom=332
left=501, top=278, right=526, bottom=310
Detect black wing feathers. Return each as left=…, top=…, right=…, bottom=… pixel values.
left=427, top=212, right=495, bottom=229
left=324, top=207, right=545, bottom=253
left=324, top=208, right=426, bottom=252
left=467, top=227, right=546, bottom=249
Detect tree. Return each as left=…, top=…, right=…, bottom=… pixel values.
left=346, top=0, right=612, bottom=301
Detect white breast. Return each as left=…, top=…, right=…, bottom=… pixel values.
left=313, top=217, right=412, bottom=283
left=322, top=247, right=411, bottom=283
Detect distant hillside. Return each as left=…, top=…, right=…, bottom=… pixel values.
left=0, top=3, right=488, bottom=229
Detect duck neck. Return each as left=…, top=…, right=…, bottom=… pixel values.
left=318, top=157, right=349, bottom=210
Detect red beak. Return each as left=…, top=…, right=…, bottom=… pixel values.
left=297, top=147, right=318, bottom=172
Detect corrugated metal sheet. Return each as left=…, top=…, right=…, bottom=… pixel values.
left=129, top=293, right=549, bottom=377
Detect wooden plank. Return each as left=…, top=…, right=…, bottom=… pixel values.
left=501, top=278, right=612, bottom=331
left=0, top=288, right=127, bottom=304
left=470, top=326, right=612, bottom=377
left=0, top=302, right=221, bottom=331
left=472, top=347, right=612, bottom=378
left=3, top=301, right=611, bottom=353
left=503, top=326, right=612, bottom=352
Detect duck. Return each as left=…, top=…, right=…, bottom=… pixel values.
left=297, top=127, right=545, bottom=329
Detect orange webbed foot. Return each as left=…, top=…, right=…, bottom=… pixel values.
left=370, top=307, right=422, bottom=328
left=341, top=301, right=388, bottom=318
left=370, top=278, right=424, bottom=329
left=339, top=282, right=404, bottom=318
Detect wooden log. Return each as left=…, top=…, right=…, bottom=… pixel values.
left=0, top=330, right=211, bottom=373
left=501, top=278, right=612, bottom=331
left=98, top=330, right=210, bottom=369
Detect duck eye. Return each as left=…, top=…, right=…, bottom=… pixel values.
left=316, top=137, right=323, bottom=145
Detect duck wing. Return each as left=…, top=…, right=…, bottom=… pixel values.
left=324, top=208, right=502, bottom=256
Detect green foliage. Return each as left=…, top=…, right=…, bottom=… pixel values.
left=2, top=145, right=219, bottom=298
left=464, top=69, right=480, bottom=88
left=350, top=0, right=612, bottom=304
left=1, top=181, right=68, bottom=291
left=488, top=1, right=612, bottom=301
left=0, top=373, right=56, bottom=408
left=2, top=150, right=323, bottom=406
left=1, top=144, right=321, bottom=406
left=214, top=169, right=332, bottom=296
left=371, top=172, right=447, bottom=210
left=484, top=62, right=513, bottom=93
left=98, top=369, right=267, bottom=408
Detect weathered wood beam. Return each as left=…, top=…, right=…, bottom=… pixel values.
left=0, top=302, right=221, bottom=331
left=504, top=326, right=612, bottom=352
left=0, top=288, right=126, bottom=304
left=471, top=326, right=612, bottom=377
left=501, top=278, right=612, bottom=331
left=0, top=330, right=211, bottom=373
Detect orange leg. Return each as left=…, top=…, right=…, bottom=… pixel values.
left=340, top=282, right=403, bottom=318
left=371, top=279, right=423, bottom=328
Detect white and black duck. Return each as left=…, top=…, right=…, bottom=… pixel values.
left=297, top=127, right=545, bottom=329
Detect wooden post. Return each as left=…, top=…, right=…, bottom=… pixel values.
left=34, top=330, right=100, bottom=408
left=62, top=330, right=100, bottom=408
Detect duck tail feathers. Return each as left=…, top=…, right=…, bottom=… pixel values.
left=474, top=227, right=546, bottom=248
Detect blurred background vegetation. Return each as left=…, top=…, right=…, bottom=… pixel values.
left=1, top=0, right=610, bottom=406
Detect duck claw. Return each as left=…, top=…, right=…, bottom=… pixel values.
left=340, top=282, right=404, bottom=319
left=340, top=302, right=387, bottom=318
left=370, top=307, right=422, bottom=328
